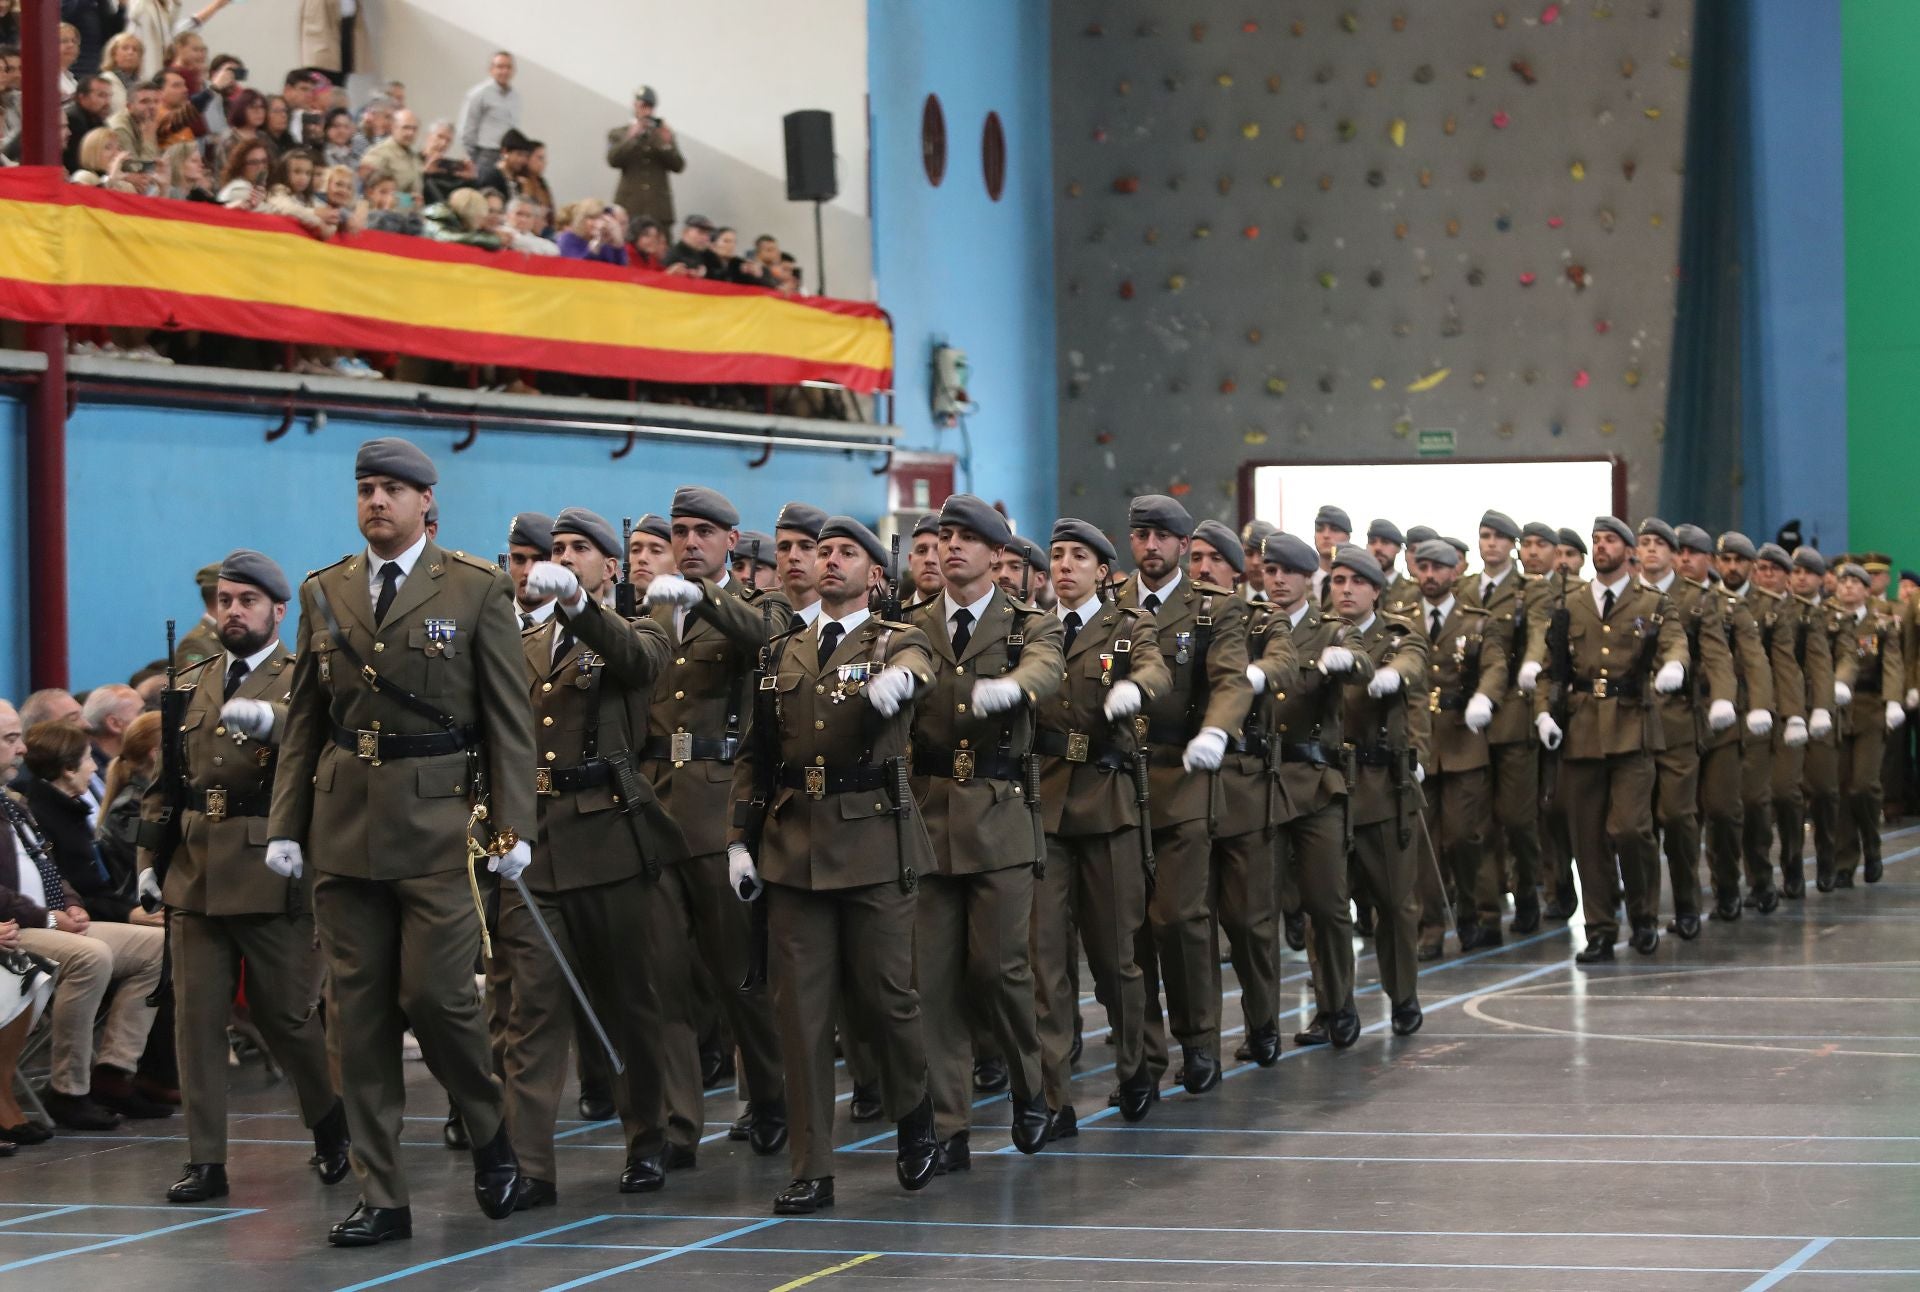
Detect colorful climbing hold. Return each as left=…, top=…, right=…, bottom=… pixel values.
left=1573, top=369, right=1590, bottom=389
left=1492, top=110, right=1511, bottom=129
left=1569, top=160, right=1587, bottom=180
left=1390, top=118, right=1407, bottom=147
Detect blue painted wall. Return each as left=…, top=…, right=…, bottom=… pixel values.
left=868, top=0, right=1058, bottom=535
left=1743, top=0, right=1846, bottom=550
left=0, top=393, right=884, bottom=695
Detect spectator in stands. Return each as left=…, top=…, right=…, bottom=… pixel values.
left=21, top=721, right=133, bottom=924
left=0, top=44, right=17, bottom=143
left=127, top=0, right=236, bottom=80
left=458, top=49, right=519, bottom=173
left=355, top=171, right=419, bottom=235
left=214, top=136, right=269, bottom=209
left=15, top=690, right=80, bottom=741
left=60, top=0, right=118, bottom=78
left=320, top=106, right=355, bottom=168
left=72, top=125, right=122, bottom=183
left=99, top=29, right=142, bottom=115
left=93, top=710, right=160, bottom=918
left=665, top=213, right=720, bottom=277
left=298, top=0, right=366, bottom=83
left=162, top=138, right=216, bottom=201
left=263, top=92, right=295, bottom=153
left=64, top=73, right=113, bottom=170
left=0, top=907, right=54, bottom=1145
left=106, top=76, right=159, bottom=161
left=129, top=663, right=167, bottom=710
left=81, top=685, right=141, bottom=810
left=753, top=233, right=783, bottom=275
left=710, top=227, right=767, bottom=285
left=187, top=48, right=236, bottom=133
left=628, top=217, right=669, bottom=271
left=359, top=106, right=422, bottom=202
left=350, top=94, right=390, bottom=162
left=473, top=125, right=529, bottom=201
left=0, top=0, right=13, bottom=47
left=58, top=22, right=80, bottom=101
left=162, top=27, right=205, bottom=92
left=216, top=85, right=264, bottom=167
left=502, top=197, right=557, bottom=255
left=2, top=700, right=167, bottom=1131
left=418, top=116, right=473, bottom=205
left=153, top=68, right=203, bottom=147
left=423, top=185, right=504, bottom=249
left=606, top=84, right=683, bottom=229
left=519, top=138, right=554, bottom=215
left=554, top=197, right=627, bottom=265
left=263, top=147, right=340, bottom=238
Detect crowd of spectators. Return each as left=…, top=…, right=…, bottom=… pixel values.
left=0, top=18, right=822, bottom=408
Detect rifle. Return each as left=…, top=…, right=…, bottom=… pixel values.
left=1015, top=559, right=1046, bottom=875
left=869, top=535, right=918, bottom=895
left=877, top=533, right=904, bottom=622
left=1102, top=577, right=1156, bottom=890
left=738, top=581, right=784, bottom=992
left=1541, top=583, right=1572, bottom=806
left=614, top=518, right=638, bottom=618
left=143, top=620, right=189, bottom=1003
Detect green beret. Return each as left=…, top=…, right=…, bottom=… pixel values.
left=671, top=485, right=739, bottom=527
left=1636, top=517, right=1678, bottom=549
left=633, top=513, right=671, bottom=542
left=1191, top=519, right=1245, bottom=574
left=1412, top=538, right=1459, bottom=569
left=1716, top=531, right=1757, bottom=560
left=1522, top=521, right=1559, bottom=544
left=1792, top=547, right=1826, bottom=576
left=735, top=530, right=777, bottom=566
left=1673, top=524, right=1714, bottom=554
left=1594, top=516, right=1635, bottom=546
left=552, top=507, right=620, bottom=558
left=1129, top=494, right=1196, bottom=538
left=938, top=493, right=1012, bottom=547
left=1330, top=542, right=1386, bottom=589
left=1479, top=510, right=1520, bottom=541
left=818, top=515, right=888, bottom=567
left=1557, top=526, right=1588, bottom=554
left=1366, top=518, right=1405, bottom=546
left=1261, top=532, right=1319, bottom=574
left=508, top=511, right=554, bottom=552
left=775, top=501, right=826, bottom=539
left=218, top=549, right=291, bottom=603
left=1051, top=518, right=1117, bottom=567
left=355, top=436, right=437, bottom=488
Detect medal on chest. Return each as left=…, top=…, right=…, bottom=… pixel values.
left=1098, top=652, right=1115, bottom=687
left=831, top=660, right=872, bottom=703
left=1174, top=631, right=1192, bottom=665
left=575, top=651, right=601, bottom=689
left=424, top=617, right=457, bottom=656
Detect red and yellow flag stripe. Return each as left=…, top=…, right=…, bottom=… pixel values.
left=0, top=168, right=893, bottom=391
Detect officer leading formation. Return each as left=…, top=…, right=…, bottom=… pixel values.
left=111, top=439, right=1904, bottom=1243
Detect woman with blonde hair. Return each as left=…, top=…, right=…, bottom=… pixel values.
left=96, top=712, right=163, bottom=913
left=100, top=31, right=146, bottom=116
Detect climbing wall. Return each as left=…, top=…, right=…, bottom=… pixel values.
left=1051, top=1, right=1695, bottom=537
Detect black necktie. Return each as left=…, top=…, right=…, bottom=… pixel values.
left=1143, top=593, right=1161, bottom=615
left=1, top=796, right=66, bottom=911
left=374, top=561, right=400, bottom=626
left=224, top=657, right=249, bottom=701
left=1063, top=610, right=1083, bottom=654
left=1429, top=608, right=1442, bottom=644
left=520, top=612, right=534, bottom=631
left=950, top=608, right=974, bottom=657
left=553, top=624, right=574, bottom=663
left=819, top=621, right=844, bottom=660
left=1603, top=587, right=1615, bottom=619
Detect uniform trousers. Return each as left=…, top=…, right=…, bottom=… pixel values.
left=1274, top=801, right=1351, bottom=1016
left=1420, top=767, right=1491, bottom=941
left=1805, top=735, right=1843, bottom=879
left=1700, top=742, right=1744, bottom=898
left=1652, top=740, right=1703, bottom=918
left=1838, top=720, right=1889, bottom=880
left=1350, top=815, right=1420, bottom=1004
left=1207, top=826, right=1280, bottom=1037
left=1740, top=734, right=1778, bottom=891
left=1488, top=740, right=1541, bottom=902
left=1559, top=752, right=1658, bottom=943
left=1772, top=740, right=1808, bottom=885
left=1138, top=816, right=1221, bottom=1076
left=1033, top=828, right=1148, bottom=1110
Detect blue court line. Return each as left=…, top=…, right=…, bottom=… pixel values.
left=1742, top=1236, right=1834, bottom=1291
left=553, top=1119, right=619, bottom=1140
left=0, top=1208, right=261, bottom=1273
left=1071, top=1126, right=1920, bottom=1143
left=0, top=1232, right=130, bottom=1239
left=0, top=1206, right=88, bottom=1228
left=331, top=1216, right=613, bottom=1292
left=0, top=1202, right=240, bottom=1211
left=852, top=1148, right=1920, bottom=1169
left=538, top=1218, right=784, bottom=1291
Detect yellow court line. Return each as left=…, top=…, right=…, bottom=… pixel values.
left=767, top=1251, right=882, bottom=1291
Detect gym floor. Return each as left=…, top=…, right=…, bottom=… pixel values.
left=5, top=826, right=1920, bottom=1291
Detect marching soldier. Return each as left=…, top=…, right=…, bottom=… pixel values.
left=995, top=533, right=1057, bottom=611
left=1117, top=495, right=1252, bottom=1096
left=1792, top=549, right=1847, bottom=889
left=1830, top=561, right=1906, bottom=886
left=1239, top=520, right=1277, bottom=603
left=1555, top=528, right=1588, bottom=582
left=1712, top=532, right=1804, bottom=909
left=267, top=437, right=534, bottom=1247
left=1370, top=520, right=1417, bottom=617
left=906, top=493, right=1062, bottom=1166
left=1257, top=532, right=1363, bottom=1046
left=1190, top=521, right=1295, bottom=1066
left=1331, top=544, right=1429, bottom=1034
left=727, top=516, right=938, bottom=1214
left=1763, top=544, right=1835, bottom=897
left=1638, top=521, right=1734, bottom=937
left=642, top=487, right=792, bottom=1162
left=774, top=502, right=827, bottom=627
left=908, top=512, right=944, bottom=604
left=502, top=509, right=688, bottom=1204
left=1519, top=522, right=1561, bottom=579
left=1310, top=505, right=1352, bottom=608
left=1535, top=517, right=1688, bottom=963
left=1524, top=522, right=1578, bottom=919
left=1408, top=539, right=1506, bottom=957
left=174, top=563, right=224, bottom=668
left=732, top=530, right=781, bottom=592
left=626, top=513, right=674, bottom=595
left=139, top=550, right=349, bottom=1204
left=509, top=512, right=558, bottom=631
left=1032, top=518, right=1170, bottom=1132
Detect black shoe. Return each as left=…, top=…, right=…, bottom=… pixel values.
left=1866, top=855, right=1884, bottom=883
left=1292, top=1016, right=1331, bottom=1047
left=578, top=1093, right=616, bottom=1122
left=1816, top=857, right=1836, bottom=892
left=1244, top=1022, right=1281, bottom=1066
left=442, top=1106, right=469, bottom=1150
left=728, top=1109, right=752, bottom=1141
left=90, top=1068, right=173, bottom=1120
left=1713, top=890, right=1743, bottom=922
left=1542, top=894, right=1579, bottom=921
left=0, top=1121, right=52, bottom=1145
left=43, top=1090, right=121, bottom=1131
left=1416, top=939, right=1445, bottom=962
left=1327, top=1007, right=1362, bottom=1049
left=1232, top=1037, right=1252, bottom=1062
left=935, top=1131, right=971, bottom=1175
left=1630, top=924, right=1660, bottom=955
left=1834, top=871, right=1856, bottom=889
left=665, top=1144, right=697, bottom=1170
left=1048, top=1104, right=1078, bottom=1141
left=1180, top=1047, right=1222, bottom=1094
left=1475, top=925, right=1505, bottom=949
left=1456, top=921, right=1481, bottom=952
left=1782, top=865, right=1806, bottom=899
left=1510, top=897, right=1541, bottom=934
left=310, top=1101, right=352, bottom=1185
left=1115, top=1071, right=1158, bottom=1122
left=167, top=1163, right=228, bottom=1203
left=895, top=1095, right=938, bottom=1191
left=513, top=1177, right=558, bottom=1211
left=1754, top=886, right=1781, bottom=914
left=1575, top=936, right=1616, bottom=965
left=619, top=1148, right=666, bottom=1193
left=1283, top=911, right=1308, bottom=952
left=1068, top=1015, right=1085, bottom=1065
left=972, top=1057, right=1010, bottom=1094
left=745, top=1100, right=788, bottom=1156
left=849, top=1084, right=883, bottom=1123
left=1666, top=913, right=1702, bottom=941
left=1352, top=903, right=1375, bottom=938
left=471, top=1124, right=521, bottom=1220
left=1390, top=999, right=1424, bottom=1036
left=773, top=1177, right=834, bottom=1215
left=700, top=1044, right=733, bottom=1090
left=327, top=1201, right=411, bottom=1247
left=1011, top=1093, right=1050, bottom=1155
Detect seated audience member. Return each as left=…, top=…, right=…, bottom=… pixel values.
left=664, top=212, right=721, bottom=277
left=100, top=31, right=145, bottom=116
left=357, top=170, right=423, bottom=235
left=554, top=197, right=627, bottom=265
left=262, top=147, right=340, bottom=237
left=94, top=712, right=162, bottom=918
left=320, top=105, right=356, bottom=168
left=628, top=217, right=669, bottom=271
left=422, top=186, right=504, bottom=249
left=502, top=197, right=558, bottom=255
left=106, top=77, right=161, bottom=162
left=21, top=721, right=133, bottom=924
left=418, top=117, right=474, bottom=206
left=64, top=74, right=113, bottom=171
left=473, top=125, right=531, bottom=201
left=128, top=663, right=168, bottom=711
left=163, top=139, right=217, bottom=201
left=215, top=136, right=270, bottom=209
left=0, top=907, right=55, bottom=1146
left=351, top=95, right=393, bottom=163
left=153, top=68, right=204, bottom=148
left=711, top=226, right=767, bottom=285
left=82, top=683, right=144, bottom=815
left=359, top=107, right=423, bottom=204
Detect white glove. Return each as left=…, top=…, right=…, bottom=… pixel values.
left=524, top=560, right=579, bottom=605
left=488, top=839, right=532, bottom=883
left=220, top=697, right=274, bottom=740
left=1182, top=727, right=1229, bottom=772
left=970, top=677, right=1024, bottom=715
left=1535, top=713, right=1563, bottom=751
left=1414, top=763, right=1426, bottom=784
left=1834, top=681, right=1853, bottom=708
left=1888, top=701, right=1907, bottom=733
left=1318, top=645, right=1356, bottom=675
left=728, top=842, right=762, bottom=901
left=1464, top=693, right=1494, bottom=732
left=1708, top=699, right=1737, bottom=732
left=1654, top=661, right=1687, bottom=695
left=644, top=572, right=703, bottom=608
left=1809, top=708, right=1833, bottom=740
left=1366, top=666, right=1403, bottom=698
left=1516, top=660, right=1543, bottom=694
left=137, top=868, right=162, bottom=906
left=1784, top=716, right=1808, bottom=748
left=865, top=665, right=917, bottom=717
left=1103, top=679, right=1143, bottom=720
left=1907, top=688, right=1918, bottom=710
left=1746, top=710, right=1773, bottom=738
left=1245, top=664, right=1267, bottom=695
left=265, top=838, right=303, bottom=879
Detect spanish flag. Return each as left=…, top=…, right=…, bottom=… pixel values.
left=0, top=168, right=893, bottom=391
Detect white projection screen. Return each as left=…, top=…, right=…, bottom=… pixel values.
left=1242, top=458, right=1625, bottom=559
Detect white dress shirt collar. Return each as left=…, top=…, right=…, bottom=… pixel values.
left=819, top=605, right=871, bottom=646
left=1647, top=569, right=1676, bottom=594
left=1136, top=567, right=1183, bottom=606
left=1058, top=590, right=1103, bottom=624
left=795, top=599, right=823, bottom=627
left=943, top=586, right=996, bottom=627
left=366, top=532, right=428, bottom=594
left=1593, top=570, right=1632, bottom=612
left=1287, top=599, right=1312, bottom=629
left=224, top=639, right=280, bottom=678
left=1422, top=593, right=1457, bottom=624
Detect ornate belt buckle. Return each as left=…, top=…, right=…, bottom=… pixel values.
left=1593, top=677, right=1610, bottom=700
left=535, top=767, right=554, bottom=795
left=1429, top=688, right=1442, bottom=714
left=670, top=732, right=694, bottom=762
left=1134, top=715, right=1150, bottom=742
left=804, top=766, right=827, bottom=798
left=356, top=729, right=380, bottom=760
left=204, top=788, right=227, bottom=822
left=952, top=750, right=976, bottom=783
left=1066, top=733, right=1090, bottom=763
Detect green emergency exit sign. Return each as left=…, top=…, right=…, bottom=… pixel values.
left=1416, top=428, right=1456, bottom=457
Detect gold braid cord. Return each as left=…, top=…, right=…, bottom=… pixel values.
left=464, top=803, right=518, bottom=961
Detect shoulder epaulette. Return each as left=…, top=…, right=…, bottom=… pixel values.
left=1192, top=580, right=1233, bottom=597
left=1459, top=604, right=1493, bottom=617
left=1380, top=613, right=1418, bottom=634
left=873, top=618, right=914, bottom=634
left=304, top=553, right=354, bottom=582
left=449, top=549, right=498, bottom=572
left=769, top=622, right=808, bottom=644
left=1004, top=596, right=1042, bottom=615
left=1118, top=605, right=1155, bottom=620
left=178, top=655, right=221, bottom=681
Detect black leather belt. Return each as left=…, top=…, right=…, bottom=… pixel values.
left=1426, top=688, right=1469, bottom=713
left=1033, top=728, right=1133, bottom=771
left=777, top=763, right=889, bottom=798
left=536, top=760, right=611, bottom=796
left=332, top=723, right=476, bottom=761
left=1281, top=741, right=1332, bottom=767
left=912, top=749, right=1022, bottom=783
left=1569, top=677, right=1640, bottom=700
left=642, top=734, right=740, bottom=764
left=192, top=787, right=269, bottom=821
left=1351, top=745, right=1402, bottom=768
left=1232, top=729, right=1270, bottom=758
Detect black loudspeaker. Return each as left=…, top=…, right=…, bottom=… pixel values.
left=783, top=110, right=838, bottom=203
